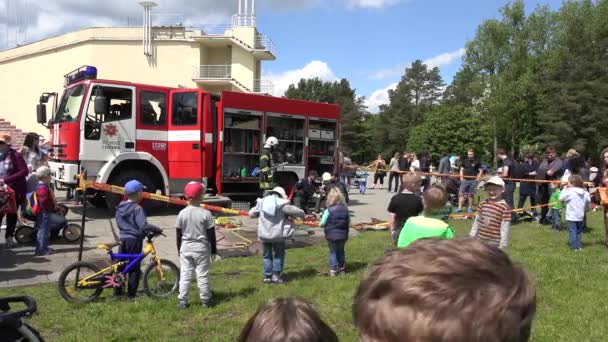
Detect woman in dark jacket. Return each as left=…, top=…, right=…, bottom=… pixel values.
left=593, top=147, right=608, bottom=247
left=0, top=133, right=28, bottom=247
left=320, top=188, right=349, bottom=277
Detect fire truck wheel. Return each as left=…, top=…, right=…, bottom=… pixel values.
left=87, top=192, right=107, bottom=208
left=106, top=170, right=160, bottom=213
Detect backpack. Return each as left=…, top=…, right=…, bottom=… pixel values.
left=510, top=160, right=528, bottom=179
left=23, top=191, right=40, bottom=217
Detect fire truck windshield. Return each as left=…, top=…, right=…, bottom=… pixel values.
left=54, top=85, right=85, bottom=123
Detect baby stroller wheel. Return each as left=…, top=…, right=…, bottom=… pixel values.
left=62, top=224, right=82, bottom=243
left=14, top=226, right=36, bottom=245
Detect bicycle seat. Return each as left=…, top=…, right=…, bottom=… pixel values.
left=97, top=242, right=120, bottom=250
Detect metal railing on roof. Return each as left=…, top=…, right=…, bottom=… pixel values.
left=232, top=14, right=256, bottom=27
left=254, top=35, right=275, bottom=55
left=252, top=79, right=274, bottom=95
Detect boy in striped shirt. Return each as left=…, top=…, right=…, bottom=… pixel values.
left=470, top=176, right=512, bottom=249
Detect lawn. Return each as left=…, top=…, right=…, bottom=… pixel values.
left=3, top=212, right=608, bottom=341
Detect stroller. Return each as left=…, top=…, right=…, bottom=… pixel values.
left=353, top=169, right=370, bottom=194
left=14, top=204, right=82, bottom=245
left=0, top=296, right=44, bottom=341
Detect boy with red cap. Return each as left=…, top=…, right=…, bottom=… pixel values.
left=176, top=181, right=217, bottom=309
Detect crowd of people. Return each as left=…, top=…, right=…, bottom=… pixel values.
left=0, top=132, right=69, bottom=256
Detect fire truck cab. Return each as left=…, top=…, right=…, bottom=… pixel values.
left=37, top=66, right=340, bottom=209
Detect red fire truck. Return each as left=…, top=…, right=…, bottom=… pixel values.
left=36, top=66, right=340, bottom=208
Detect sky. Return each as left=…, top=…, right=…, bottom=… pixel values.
left=0, top=0, right=564, bottom=112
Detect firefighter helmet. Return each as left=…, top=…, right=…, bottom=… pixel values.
left=265, top=136, right=279, bottom=148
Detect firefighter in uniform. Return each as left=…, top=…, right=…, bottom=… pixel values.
left=260, top=136, right=279, bottom=190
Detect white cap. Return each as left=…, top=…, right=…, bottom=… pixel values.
left=271, top=187, right=287, bottom=199
left=35, top=166, right=51, bottom=179
left=484, top=176, right=505, bottom=188
left=322, top=172, right=332, bottom=182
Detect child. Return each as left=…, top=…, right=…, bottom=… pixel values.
left=114, top=179, right=162, bottom=299
left=238, top=297, right=338, bottom=342
left=387, top=174, right=423, bottom=246
left=176, top=182, right=217, bottom=309
left=559, top=175, right=591, bottom=251
left=355, top=168, right=369, bottom=194
left=33, top=166, right=61, bottom=255
left=548, top=182, right=562, bottom=231
left=469, top=176, right=512, bottom=249
left=397, top=186, right=454, bottom=248
left=249, top=187, right=305, bottom=284
left=319, top=188, right=349, bottom=277
left=353, top=239, right=536, bottom=342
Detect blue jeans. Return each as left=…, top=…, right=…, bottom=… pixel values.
left=327, top=240, right=346, bottom=271
left=358, top=179, right=367, bottom=194
left=549, top=208, right=561, bottom=231
left=567, top=221, right=584, bottom=250
left=35, top=212, right=50, bottom=254
left=262, top=241, right=285, bottom=276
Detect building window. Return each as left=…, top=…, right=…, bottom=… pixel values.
left=140, top=91, right=166, bottom=126
left=84, top=86, right=133, bottom=140
left=171, top=92, right=198, bottom=126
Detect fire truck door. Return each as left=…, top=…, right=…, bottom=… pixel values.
left=80, top=84, right=136, bottom=163
left=168, top=90, right=202, bottom=180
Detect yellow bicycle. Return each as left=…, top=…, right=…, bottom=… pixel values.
left=58, top=231, right=179, bottom=303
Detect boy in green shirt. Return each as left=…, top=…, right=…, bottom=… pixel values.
left=398, top=186, right=455, bottom=248
left=549, top=182, right=562, bottom=231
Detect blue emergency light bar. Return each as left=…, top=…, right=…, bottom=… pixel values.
left=64, top=66, right=97, bottom=86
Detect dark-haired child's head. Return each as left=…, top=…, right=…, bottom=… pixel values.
left=239, top=297, right=338, bottom=342
left=353, top=238, right=536, bottom=342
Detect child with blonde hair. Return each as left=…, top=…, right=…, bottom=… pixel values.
left=560, top=174, right=591, bottom=251
left=320, top=188, right=350, bottom=277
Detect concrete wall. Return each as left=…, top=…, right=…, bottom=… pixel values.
left=231, top=46, right=257, bottom=91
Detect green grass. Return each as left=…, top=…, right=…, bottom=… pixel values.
left=3, top=213, right=608, bottom=341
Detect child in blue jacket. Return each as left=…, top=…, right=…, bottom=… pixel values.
left=320, top=188, right=350, bottom=277
left=114, top=180, right=162, bottom=299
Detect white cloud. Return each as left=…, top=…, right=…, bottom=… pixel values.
left=368, top=48, right=466, bottom=80
left=423, top=48, right=466, bottom=69
left=265, top=60, right=337, bottom=96
left=346, top=0, right=402, bottom=9
left=365, top=82, right=397, bottom=113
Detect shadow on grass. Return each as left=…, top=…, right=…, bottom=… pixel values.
left=213, top=286, right=257, bottom=304
left=283, top=268, right=319, bottom=281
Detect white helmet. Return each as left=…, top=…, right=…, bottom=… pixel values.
left=265, top=136, right=279, bottom=148
left=322, top=172, right=333, bottom=183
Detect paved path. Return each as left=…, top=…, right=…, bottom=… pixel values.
left=0, top=184, right=394, bottom=288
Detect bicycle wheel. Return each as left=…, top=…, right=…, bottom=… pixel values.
left=58, top=262, right=103, bottom=303
left=62, top=223, right=82, bottom=243
left=14, top=226, right=35, bottom=245
left=143, top=259, right=179, bottom=298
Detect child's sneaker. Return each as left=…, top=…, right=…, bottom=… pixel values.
left=271, top=274, right=285, bottom=284
left=329, top=270, right=337, bottom=277
left=263, top=276, right=272, bottom=284
left=202, top=298, right=215, bottom=308
left=339, top=266, right=346, bottom=274
left=178, top=301, right=188, bottom=310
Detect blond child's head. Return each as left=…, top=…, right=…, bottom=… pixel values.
left=568, top=174, right=584, bottom=188
left=239, top=297, right=338, bottom=342
left=35, top=166, right=52, bottom=184
left=422, top=186, right=448, bottom=215
left=326, top=188, right=345, bottom=207
left=400, top=174, right=422, bottom=193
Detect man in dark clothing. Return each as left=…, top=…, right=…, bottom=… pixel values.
left=115, top=180, right=162, bottom=298
left=293, top=170, right=319, bottom=212
left=536, top=147, right=564, bottom=225
left=518, top=152, right=540, bottom=218
left=316, top=172, right=349, bottom=213
left=458, top=149, right=483, bottom=213
left=498, top=149, right=517, bottom=222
